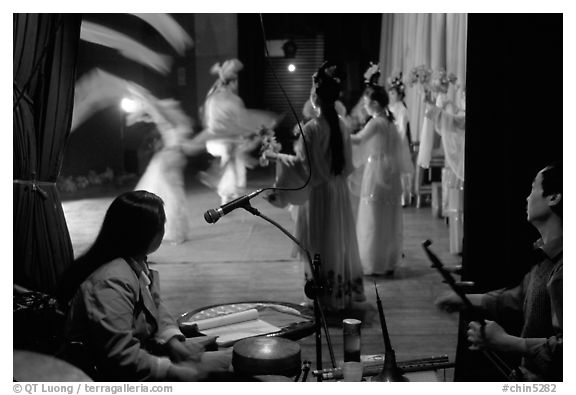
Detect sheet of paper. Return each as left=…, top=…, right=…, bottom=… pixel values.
left=181, top=308, right=281, bottom=346
left=186, top=309, right=259, bottom=331
left=201, top=319, right=281, bottom=347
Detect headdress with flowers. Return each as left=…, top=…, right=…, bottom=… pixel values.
left=210, top=58, right=244, bottom=83
left=363, top=62, right=381, bottom=86
left=429, top=70, right=458, bottom=94
left=407, top=65, right=432, bottom=89
left=387, top=71, right=405, bottom=97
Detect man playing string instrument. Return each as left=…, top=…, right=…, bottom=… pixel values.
left=436, top=163, right=562, bottom=381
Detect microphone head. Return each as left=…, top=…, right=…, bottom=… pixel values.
left=204, top=209, right=220, bottom=224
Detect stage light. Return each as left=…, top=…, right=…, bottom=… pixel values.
left=282, top=39, right=297, bottom=58
left=120, top=97, right=139, bottom=113
left=287, top=64, right=296, bottom=72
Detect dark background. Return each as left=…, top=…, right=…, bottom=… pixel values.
left=459, top=13, right=563, bottom=380
left=239, top=13, right=382, bottom=109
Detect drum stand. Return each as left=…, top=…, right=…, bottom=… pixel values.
left=242, top=203, right=337, bottom=380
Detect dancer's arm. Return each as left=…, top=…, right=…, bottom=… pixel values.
left=181, top=130, right=212, bottom=155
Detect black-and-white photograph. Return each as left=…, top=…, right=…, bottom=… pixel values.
left=12, top=10, right=564, bottom=387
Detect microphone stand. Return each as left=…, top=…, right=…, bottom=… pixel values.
left=240, top=200, right=337, bottom=380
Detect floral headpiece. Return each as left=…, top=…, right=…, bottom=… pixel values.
left=407, top=65, right=432, bottom=88
left=387, top=71, right=405, bottom=95
left=312, top=61, right=342, bottom=103
left=363, top=62, right=381, bottom=86
left=210, top=58, right=244, bottom=82
left=430, top=70, right=458, bottom=94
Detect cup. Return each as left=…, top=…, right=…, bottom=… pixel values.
left=342, top=361, right=364, bottom=382
left=342, top=318, right=361, bottom=362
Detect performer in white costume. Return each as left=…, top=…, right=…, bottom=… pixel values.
left=130, top=96, right=204, bottom=244
left=425, top=87, right=466, bottom=254
left=262, top=62, right=366, bottom=311
left=202, top=59, right=279, bottom=204
left=387, top=72, right=415, bottom=207
left=351, top=81, right=411, bottom=276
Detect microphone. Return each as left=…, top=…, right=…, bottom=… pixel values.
left=204, top=189, right=263, bottom=224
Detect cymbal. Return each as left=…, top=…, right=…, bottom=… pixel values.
left=13, top=350, right=92, bottom=382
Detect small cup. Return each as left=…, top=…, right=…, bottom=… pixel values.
left=342, top=361, right=363, bottom=382
left=343, top=318, right=361, bottom=362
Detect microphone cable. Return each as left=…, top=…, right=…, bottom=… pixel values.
left=256, top=13, right=312, bottom=195
left=203, top=15, right=314, bottom=219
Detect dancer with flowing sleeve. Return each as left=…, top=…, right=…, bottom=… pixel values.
left=202, top=59, right=279, bottom=204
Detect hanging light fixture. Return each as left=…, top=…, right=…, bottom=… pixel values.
left=282, top=38, right=297, bottom=58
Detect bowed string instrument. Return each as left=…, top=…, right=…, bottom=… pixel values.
left=422, top=240, right=520, bottom=381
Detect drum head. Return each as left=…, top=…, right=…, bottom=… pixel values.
left=13, top=350, right=92, bottom=382
left=233, top=337, right=301, bottom=378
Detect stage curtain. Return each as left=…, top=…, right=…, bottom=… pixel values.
left=378, top=13, right=467, bottom=150
left=13, top=14, right=81, bottom=294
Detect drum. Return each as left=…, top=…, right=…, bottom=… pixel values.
left=13, top=350, right=93, bottom=382
left=233, top=337, right=301, bottom=378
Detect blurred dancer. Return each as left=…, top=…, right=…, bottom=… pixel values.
left=201, top=59, right=279, bottom=204
left=72, top=70, right=204, bottom=244
left=130, top=96, right=204, bottom=244
left=351, top=84, right=410, bottom=276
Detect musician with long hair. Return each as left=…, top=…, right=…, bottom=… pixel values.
left=264, top=62, right=366, bottom=312
left=57, top=191, right=231, bottom=381
left=436, top=163, right=563, bottom=381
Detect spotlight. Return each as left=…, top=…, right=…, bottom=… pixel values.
left=287, top=64, right=296, bottom=72
left=120, top=98, right=138, bottom=113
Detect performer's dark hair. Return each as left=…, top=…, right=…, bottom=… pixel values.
left=57, top=191, right=166, bottom=303
left=364, top=85, right=395, bottom=123
left=313, top=62, right=345, bottom=176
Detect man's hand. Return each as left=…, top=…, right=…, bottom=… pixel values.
left=435, top=291, right=466, bottom=313
left=467, top=320, right=515, bottom=352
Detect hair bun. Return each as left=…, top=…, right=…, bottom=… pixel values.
left=313, top=61, right=342, bottom=103
left=387, top=71, right=405, bottom=94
